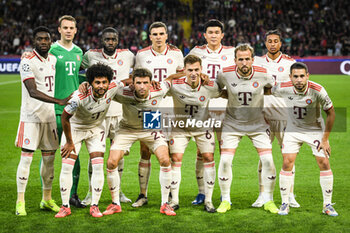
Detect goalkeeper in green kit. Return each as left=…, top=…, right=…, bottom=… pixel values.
left=49, top=15, right=85, bottom=208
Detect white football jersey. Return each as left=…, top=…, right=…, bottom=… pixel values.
left=19, top=50, right=57, bottom=123
left=189, top=44, right=235, bottom=80
left=64, top=81, right=121, bottom=130
left=254, top=53, right=296, bottom=120
left=135, top=45, right=184, bottom=82
left=81, top=48, right=135, bottom=117
left=168, top=77, right=221, bottom=130
left=113, top=82, right=170, bottom=130
left=273, top=80, right=333, bottom=132
left=217, top=65, right=275, bottom=124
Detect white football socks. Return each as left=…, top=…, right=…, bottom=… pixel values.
left=160, top=166, right=172, bottom=205
left=60, top=158, right=75, bottom=207
left=218, top=152, right=234, bottom=202
left=91, top=157, right=104, bottom=206
left=279, top=169, right=293, bottom=204
left=195, top=156, right=205, bottom=194
left=203, top=161, right=216, bottom=203
left=320, top=170, right=333, bottom=205
left=138, top=158, right=151, bottom=196
left=171, top=162, right=182, bottom=204
left=107, top=167, right=120, bottom=205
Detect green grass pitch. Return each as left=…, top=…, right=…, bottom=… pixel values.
left=0, top=74, right=349, bottom=232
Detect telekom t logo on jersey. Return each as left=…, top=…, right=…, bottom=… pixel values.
left=207, top=64, right=220, bottom=79
left=154, top=68, right=167, bottom=82
left=293, top=106, right=307, bottom=119
left=45, top=76, right=54, bottom=92
left=238, top=92, right=252, bottom=105
left=65, top=61, right=76, bottom=76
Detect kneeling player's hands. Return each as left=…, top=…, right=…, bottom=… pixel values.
left=200, top=73, right=210, bottom=85
left=78, top=82, right=90, bottom=95
left=318, top=140, right=331, bottom=157
left=151, top=80, right=161, bottom=90
left=61, top=142, right=76, bottom=159
left=58, top=93, right=73, bottom=106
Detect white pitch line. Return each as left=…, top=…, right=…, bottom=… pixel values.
left=0, top=110, right=19, bottom=114
left=0, top=80, right=20, bottom=85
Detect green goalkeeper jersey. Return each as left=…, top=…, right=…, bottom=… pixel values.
left=49, top=42, right=83, bottom=115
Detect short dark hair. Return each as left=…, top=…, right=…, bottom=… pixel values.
left=86, top=63, right=114, bottom=84
left=204, top=19, right=224, bottom=33
left=184, top=54, right=202, bottom=66
left=132, top=68, right=153, bottom=82
left=33, top=26, right=51, bottom=38
left=149, top=21, right=167, bottom=33
left=102, top=27, right=119, bottom=38
left=235, top=43, right=254, bottom=58
left=290, top=62, right=308, bottom=74
left=265, top=29, right=282, bottom=41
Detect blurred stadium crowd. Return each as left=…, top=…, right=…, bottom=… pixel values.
left=1, top=0, right=349, bottom=56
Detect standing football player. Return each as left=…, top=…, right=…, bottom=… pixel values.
left=132, top=21, right=184, bottom=208
left=15, top=26, right=70, bottom=216
left=80, top=27, right=134, bottom=205
left=167, top=54, right=222, bottom=213
left=253, top=29, right=299, bottom=208
left=273, top=62, right=337, bottom=217
left=188, top=19, right=235, bottom=205
left=216, top=44, right=278, bottom=214
left=49, top=15, right=85, bottom=208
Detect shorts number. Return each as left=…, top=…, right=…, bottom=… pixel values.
left=100, top=131, right=105, bottom=142
left=151, top=131, right=165, bottom=140
left=53, top=129, right=57, bottom=140
left=205, top=130, right=212, bottom=139
left=313, top=140, right=320, bottom=149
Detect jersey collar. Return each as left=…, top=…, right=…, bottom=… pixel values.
left=293, top=81, right=309, bottom=95
left=265, top=52, right=283, bottom=63
left=102, top=49, right=118, bottom=60
left=134, top=91, right=151, bottom=102
left=33, top=49, right=49, bottom=62
left=55, top=41, right=75, bottom=52
left=184, top=78, right=202, bottom=91
left=206, top=44, right=223, bottom=54
left=235, top=66, right=255, bottom=80
left=151, top=45, right=169, bottom=56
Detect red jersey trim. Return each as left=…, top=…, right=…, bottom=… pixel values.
left=223, top=65, right=236, bottom=73
left=281, top=54, right=295, bottom=61
left=252, top=65, right=267, bottom=73
left=33, top=50, right=43, bottom=62
left=280, top=81, right=293, bottom=88
left=108, top=82, right=117, bottom=90
left=195, top=45, right=206, bottom=50
left=325, top=106, right=334, bottom=112
left=138, top=46, right=151, bottom=54
left=23, top=77, right=35, bottom=82
left=63, top=109, right=73, bottom=116
left=309, top=82, right=322, bottom=92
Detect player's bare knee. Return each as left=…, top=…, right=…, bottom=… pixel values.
left=171, top=153, right=183, bottom=162
left=317, top=157, right=330, bottom=170
left=202, top=153, right=214, bottom=162
left=107, top=158, right=118, bottom=170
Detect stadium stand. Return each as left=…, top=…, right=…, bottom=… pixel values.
left=0, top=0, right=349, bottom=56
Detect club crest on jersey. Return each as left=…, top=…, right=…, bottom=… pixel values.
left=76, top=55, right=81, bottom=61
left=167, top=59, right=173, bottom=64
left=221, top=55, right=227, bottom=61
left=170, top=139, right=174, bottom=145
left=278, top=66, right=284, bottom=72
left=252, top=81, right=259, bottom=88
left=106, top=98, right=111, bottom=104
left=117, top=60, right=123, bottom=66
left=306, top=99, right=312, bottom=104
left=24, top=138, right=30, bottom=145
left=151, top=100, right=157, bottom=105
left=143, top=110, right=161, bottom=129
left=199, top=96, right=206, bottom=102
